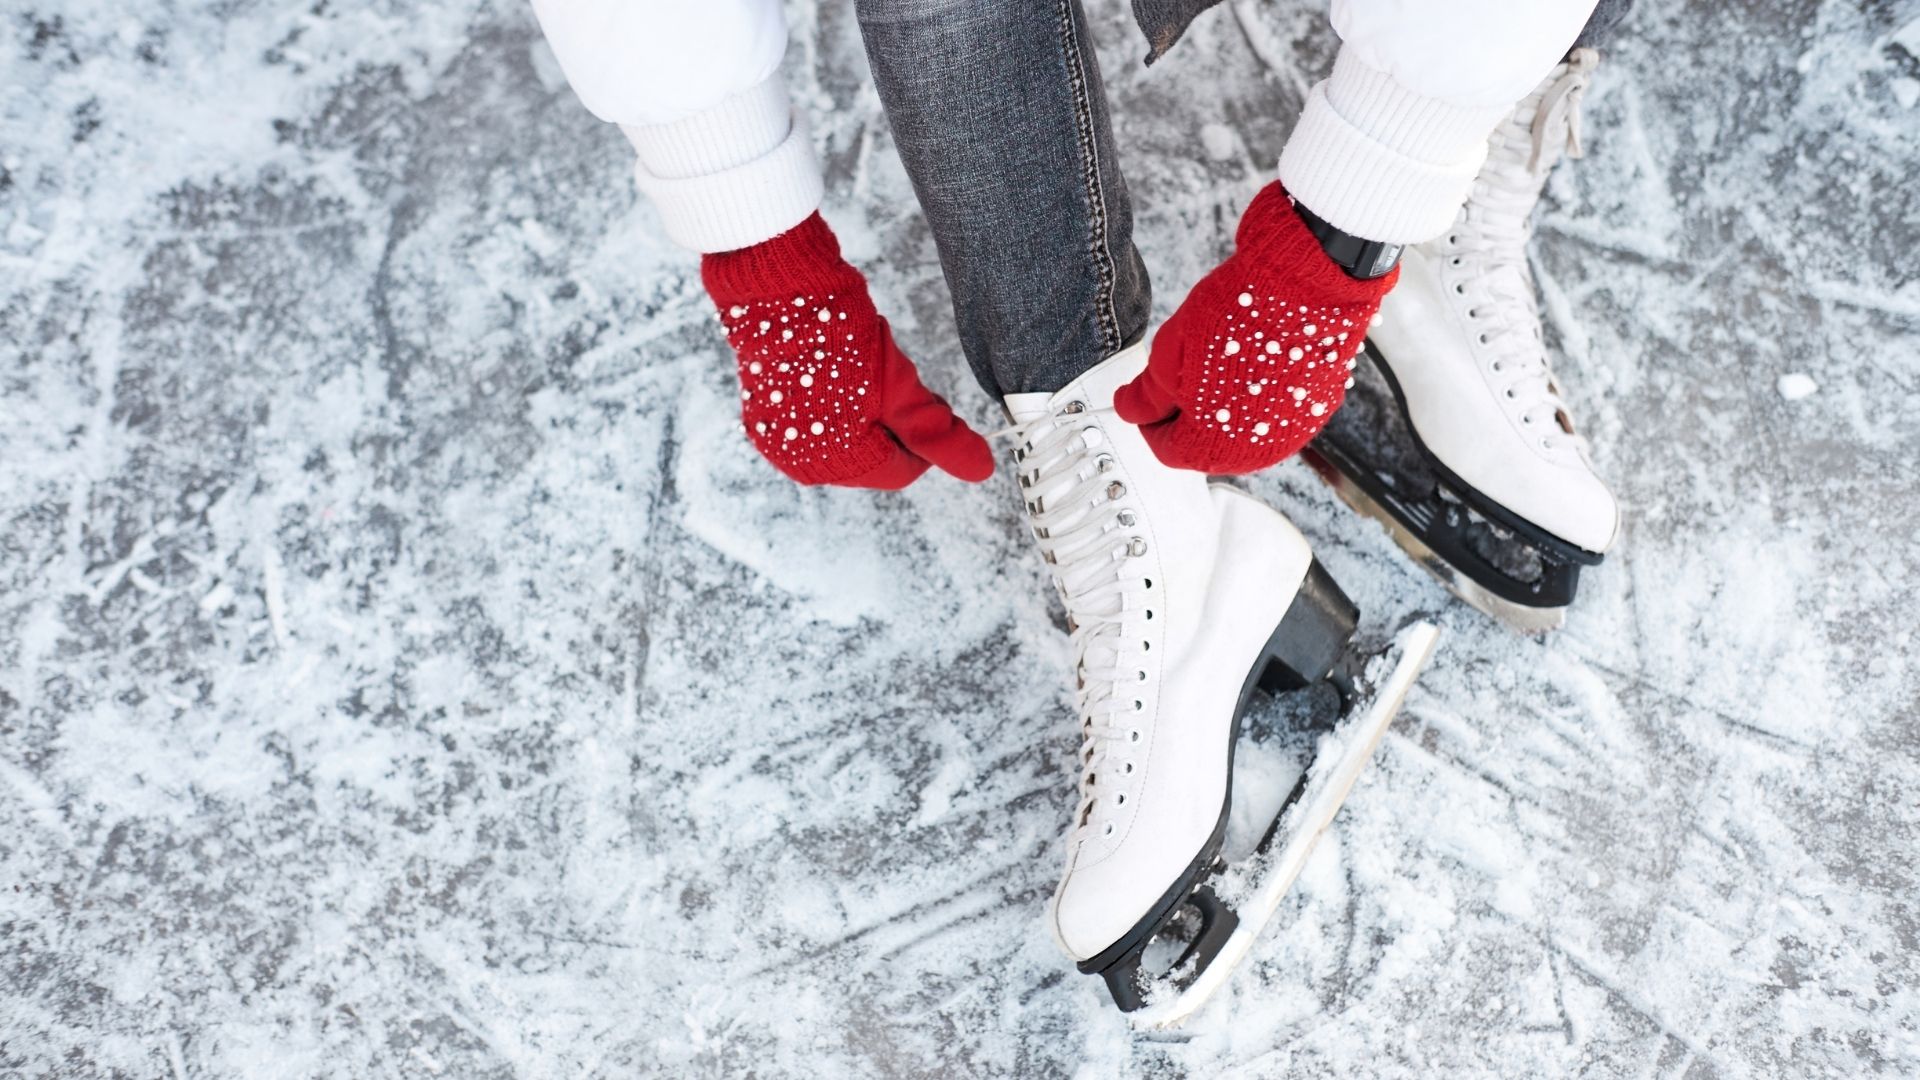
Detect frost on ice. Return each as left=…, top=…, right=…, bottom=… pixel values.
left=1778, top=372, right=1819, bottom=400
left=1, top=0, right=1916, bottom=1077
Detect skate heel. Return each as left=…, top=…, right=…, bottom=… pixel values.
left=1094, top=884, right=1241, bottom=1012
left=1256, top=559, right=1359, bottom=694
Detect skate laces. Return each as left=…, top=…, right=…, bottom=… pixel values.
left=1448, top=49, right=1598, bottom=454
left=1001, top=404, right=1152, bottom=840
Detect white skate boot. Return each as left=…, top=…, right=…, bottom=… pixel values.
left=1307, top=49, right=1618, bottom=632
left=1005, top=343, right=1437, bottom=1018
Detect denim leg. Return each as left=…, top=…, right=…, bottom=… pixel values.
left=856, top=0, right=1152, bottom=398
left=1573, top=0, right=1635, bottom=50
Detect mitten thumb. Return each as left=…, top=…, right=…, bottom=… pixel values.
left=1113, top=351, right=1181, bottom=427
left=876, top=329, right=996, bottom=483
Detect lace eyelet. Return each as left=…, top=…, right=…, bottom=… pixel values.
left=1130, top=730, right=1141, bottom=742
left=1115, top=793, right=1126, bottom=806
left=1104, top=823, right=1115, bottom=836
left=1107, top=481, right=1126, bottom=500
left=1062, top=400, right=1086, bottom=414
left=1126, top=537, right=1148, bottom=557
left=1123, top=762, right=1134, bottom=774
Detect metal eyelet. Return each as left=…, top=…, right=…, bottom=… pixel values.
left=1062, top=400, right=1086, bottom=414
left=1126, top=537, right=1148, bottom=557
left=1096, top=454, right=1116, bottom=473
left=1107, top=481, right=1126, bottom=500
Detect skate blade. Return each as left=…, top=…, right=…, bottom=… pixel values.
left=1128, top=622, right=1441, bottom=1032
left=1306, top=454, right=1566, bottom=633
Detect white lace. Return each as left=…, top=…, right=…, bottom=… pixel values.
left=1444, top=49, right=1598, bottom=454
left=1000, top=403, right=1152, bottom=840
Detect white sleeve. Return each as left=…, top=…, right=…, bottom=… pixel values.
left=530, top=0, right=822, bottom=253
left=1278, top=0, right=1599, bottom=244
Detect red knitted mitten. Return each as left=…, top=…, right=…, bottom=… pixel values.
left=701, top=214, right=994, bottom=488
left=1114, top=183, right=1398, bottom=473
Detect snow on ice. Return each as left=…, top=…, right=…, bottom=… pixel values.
left=1, top=0, right=1917, bottom=1077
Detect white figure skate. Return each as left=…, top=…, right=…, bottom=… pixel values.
left=1307, top=49, right=1619, bottom=632
left=1005, top=343, right=1437, bottom=1019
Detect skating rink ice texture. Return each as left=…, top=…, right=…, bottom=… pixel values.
left=3, top=0, right=1917, bottom=1076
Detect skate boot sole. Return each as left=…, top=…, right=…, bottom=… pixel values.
left=1077, top=558, right=1360, bottom=1012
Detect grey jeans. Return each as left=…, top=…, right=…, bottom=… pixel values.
left=856, top=0, right=1633, bottom=399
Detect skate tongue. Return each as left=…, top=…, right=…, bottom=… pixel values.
left=999, top=342, right=1149, bottom=426
left=1003, top=390, right=1055, bottom=426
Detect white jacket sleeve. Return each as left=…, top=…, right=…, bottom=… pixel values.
left=1278, top=0, right=1599, bottom=244
left=530, top=0, right=822, bottom=253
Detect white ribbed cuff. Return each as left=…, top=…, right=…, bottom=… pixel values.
left=622, top=76, right=823, bottom=253
left=621, top=76, right=792, bottom=179
left=1278, top=49, right=1511, bottom=244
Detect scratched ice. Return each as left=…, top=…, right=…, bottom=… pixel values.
left=2, top=0, right=1916, bottom=1076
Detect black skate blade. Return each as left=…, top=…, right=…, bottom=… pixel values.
left=1303, top=443, right=1569, bottom=633
left=1128, top=622, right=1441, bottom=1031
left=1300, top=339, right=1606, bottom=633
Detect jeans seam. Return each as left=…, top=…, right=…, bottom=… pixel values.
left=1055, top=0, right=1120, bottom=355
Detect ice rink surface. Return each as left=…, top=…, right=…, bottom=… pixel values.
left=3, top=0, right=1918, bottom=1076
